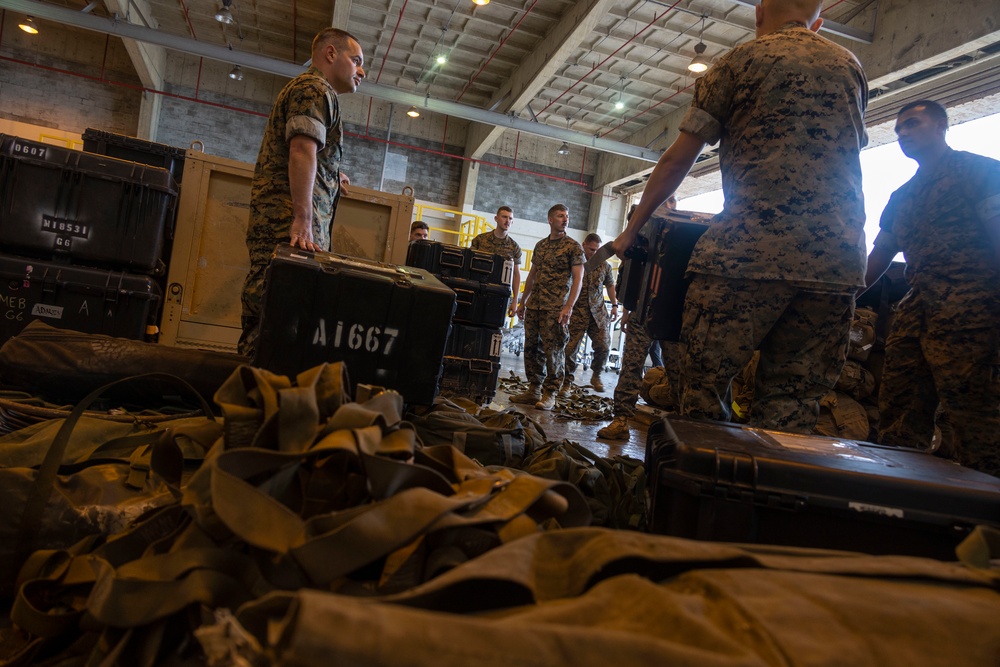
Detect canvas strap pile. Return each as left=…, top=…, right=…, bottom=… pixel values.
left=0, top=363, right=590, bottom=666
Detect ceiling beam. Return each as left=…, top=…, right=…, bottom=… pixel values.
left=0, top=0, right=660, bottom=163
left=332, top=0, right=352, bottom=31
left=464, top=0, right=619, bottom=160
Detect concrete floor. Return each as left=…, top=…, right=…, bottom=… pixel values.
left=491, top=347, right=652, bottom=461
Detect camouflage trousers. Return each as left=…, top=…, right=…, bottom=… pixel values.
left=239, top=258, right=269, bottom=359
left=877, top=288, right=1000, bottom=477
left=523, top=308, right=570, bottom=394
left=679, top=273, right=853, bottom=434
left=564, top=310, right=610, bottom=381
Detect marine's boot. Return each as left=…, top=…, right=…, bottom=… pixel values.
left=510, top=384, right=542, bottom=405
left=597, top=414, right=630, bottom=440
left=535, top=393, right=556, bottom=411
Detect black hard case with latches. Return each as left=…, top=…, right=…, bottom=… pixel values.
left=0, top=252, right=161, bottom=345
left=254, top=245, right=457, bottom=404
left=406, top=239, right=513, bottom=286
left=645, top=417, right=1000, bottom=559
left=0, top=134, right=177, bottom=274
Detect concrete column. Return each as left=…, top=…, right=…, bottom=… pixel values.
left=457, top=159, right=479, bottom=215
left=135, top=90, right=162, bottom=141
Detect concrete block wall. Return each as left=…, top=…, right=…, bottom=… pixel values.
left=0, top=17, right=141, bottom=136
left=473, top=155, right=594, bottom=230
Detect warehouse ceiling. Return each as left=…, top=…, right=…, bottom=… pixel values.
left=0, top=0, right=890, bottom=159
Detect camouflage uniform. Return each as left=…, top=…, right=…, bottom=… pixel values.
left=565, top=261, right=614, bottom=381
left=873, top=148, right=1000, bottom=476
left=675, top=23, right=868, bottom=434
left=239, top=66, right=345, bottom=358
left=613, top=323, right=679, bottom=418
left=469, top=231, right=522, bottom=267
left=523, top=236, right=585, bottom=394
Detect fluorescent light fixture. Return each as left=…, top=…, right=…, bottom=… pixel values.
left=407, top=106, right=421, bottom=118
left=18, top=16, right=39, bottom=34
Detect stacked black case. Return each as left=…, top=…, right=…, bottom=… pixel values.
left=256, top=245, right=457, bottom=405
left=406, top=239, right=512, bottom=404
left=0, top=134, right=175, bottom=344
left=646, top=416, right=1000, bottom=559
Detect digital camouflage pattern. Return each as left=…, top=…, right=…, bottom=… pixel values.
left=520, top=235, right=583, bottom=395
left=612, top=321, right=679, bottom=419
left=470, top=231, right=522, bottom=266
left=679, top=23, right=868, bottom=290
left=565, top=262, right=614, bottom=381
left=679, top=274, right=854, bottom=434
left=525, top=235, right=584, bottom=312
left=523, top=307, right=570, bottom=395
left=874, top=148, right=1000, bottom=475
left=240, top=66, right=344, bottom=357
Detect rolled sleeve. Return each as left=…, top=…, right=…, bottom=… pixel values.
left=286, top=115, right=326, bottom=149
left=679, top=106, right=722, bottom=146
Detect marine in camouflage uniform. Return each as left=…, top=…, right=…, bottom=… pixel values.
left=470, top=209, right=522, bottom=317
left=613, top=2, right=867, bottom=435
left=511, top=205, right=584, bottom=409
left=565, top=239, right=616, bottom=388
left=865, top=100, right=1000, bottom=477
left=240, top=29, right=364, bottom=358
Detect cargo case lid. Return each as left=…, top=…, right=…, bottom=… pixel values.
left=651, top=417, right=1000, bottom=529
left=0, top=134, right=178, bottom=195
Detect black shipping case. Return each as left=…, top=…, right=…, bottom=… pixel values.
left=0, top=252, right=162, bottom=345
left=444, top=324, right=503, bottom=365
left=438, top=356, right=501, bottom=405
left=406, top=239, right=514, bottom=285
left=441, top=276, right=510, bottom=328
left=255, top=245, right=457, bottom=404
left=82, top=128, right=186, bottom=185
left=646, top=417, right=1000, bottom=559
left=0, top=134, right=177, bottom=273
left=635, top=209, right=711, bottom=342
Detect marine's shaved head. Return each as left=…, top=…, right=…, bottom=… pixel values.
left=757, top=0, right=824, bottom=36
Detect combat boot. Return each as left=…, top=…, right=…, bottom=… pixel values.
left=597, top=414, right=629, bottom=439
left=590, top=372, right=605, bottom=392
left=510, top=384, right=542, bottom=405
left=558, top=381, right=573, bottom=399
left=535, top=393, right=556, bottom=411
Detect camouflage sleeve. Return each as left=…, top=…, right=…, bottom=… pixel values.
left=969, top=156, right=1000, bottom=221
left=470, top=234, right=482, bottom=251
left=601, top=263, right=614, bottom=289
left=873, top=191, right=901, bottom=252
left=512, top=241, right=522, bottom=265
left=678, top=60, right=734, bottom=145
left=284, top=79, right=332, bottom=148
left=571, top=242, right=585, bottom=266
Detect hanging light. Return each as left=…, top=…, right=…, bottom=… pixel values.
left=228, top=65, right=243, bottom=81
left=436, top=55, right=448, bottom=65
left=18, top=16, right=39, bottom=34
left=688, top=17, right=710, bottom=73
left=472, top=0, right=490, bottom=5
left=407, top=106, right=421, bottom=118
left=614, top=75, right=626, bottom=110
left=556, top=142, right=570, bottom=156
left=215, top=0, right=235, bottom=25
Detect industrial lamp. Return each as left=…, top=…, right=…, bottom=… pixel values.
left=472, top=0, right=490, bottom=5
left=688, top=17, right=710, bottom=73
left=215, top=0, right=235, bottom=25
left=407, top=106, right=421, bottom=118
left=18, top=16, right=39, bottom=34
left=229, top=65, right=244, bottom=81
left=556, top=142, right=570, bottom=155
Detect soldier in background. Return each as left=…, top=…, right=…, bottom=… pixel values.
left=613, top=0, right=868, bottom=434
left=562, top=233, right=618, bottom=395
left=511, top=204, right=584, bottom=411
left=471, top=206, right=522, bottom=317
left=863, top=100, right=1000, bottom=476
left=240, top=28, right=365, bottom=358
left=408, top=220, right=429, bottom=242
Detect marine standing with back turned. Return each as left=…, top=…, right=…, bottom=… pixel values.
left=613, top=0, right=868, bottom=434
